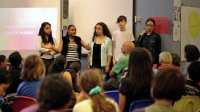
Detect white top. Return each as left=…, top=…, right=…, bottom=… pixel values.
left=112, top=29, right=134, bottom=62
left=89, top=36, right=112, bottom=67
left=36, top=36, right=57, bottom=59
left=73, top=97, right=119, bottom=112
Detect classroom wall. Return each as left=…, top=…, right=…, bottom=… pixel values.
left=135, top=0, right=181, bottom=55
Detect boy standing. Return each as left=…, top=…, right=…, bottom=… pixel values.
left=112, top=15, right=135, bottom=64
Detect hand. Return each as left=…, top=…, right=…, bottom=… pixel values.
left=105, top=65, right=110, bottom=73
left=44, top=44, right=52, bottom=49
left=140, top=30, right=147, bottom=37
left=86, top=62, right=90, bottom=70
left=44, top=51, right=51, bottom=55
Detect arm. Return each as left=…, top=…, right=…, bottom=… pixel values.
left=109, top=70, right=116, bottom=77
left=136, top=30, right=146, bottom=47
left=119, top=93, right=126, bottom=112
left=86, top=51, right=91, bottom=69
left=63, top=72, right=72, bottom=84
left=105, top=39, right=112, bottom=73
left=51, top=39, right=63, bottom=53
left=81, top=39, right=91, bottom=50
left=36, top=36, right=50, bottom=53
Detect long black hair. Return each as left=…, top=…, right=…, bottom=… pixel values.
left=38, top=22, right=54, bottom=45
left=37, top=74, right=72, bottom=112
left=92, top=22, right=112, bottom=41
left=127, top=47, right=153, bottom=94
left=48, top=55, right=66, bottom=74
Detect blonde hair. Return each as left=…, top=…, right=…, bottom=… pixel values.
left=159, top=52, right=173, bottom=64
left=21, top=55, right=45, bottom=81
left=80, top=69, right=117, bottom=112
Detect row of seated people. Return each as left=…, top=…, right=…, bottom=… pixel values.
left=0, top=43, right=200, bottom=112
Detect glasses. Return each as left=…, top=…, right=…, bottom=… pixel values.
left=146, top=24, right=154, bottom=27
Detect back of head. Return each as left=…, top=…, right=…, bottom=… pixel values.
left=122, top=41, right=135, bottom=54
left=37, top=74, right=72, bottom=112
left=187, top=61, right=200, bottom=83
left=171, top=53, right=181, bottom=66
left=80, top=69, right=116, bottom=112
left=0, top=55, right=6, bottom=65
left=0, top=69, right=12, bottom=96
left=152, top=68, right=184, bottom=102
left=184, top=44, right=200, bottom=62
left=21, top=55, right=45, bottom=81
left=0, top=69, right=12, bottom=84
left=127, top=47, right=153, bottom=90
left=159, top=52, right=173, bottom=64
left=9, top=51, right=22, bottom=67
left=48, top=55, right=66, bottom=74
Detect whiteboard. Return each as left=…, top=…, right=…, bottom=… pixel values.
left=68, top=0, right=133, bottom=54
left=181, top=6, right=200, bottom=61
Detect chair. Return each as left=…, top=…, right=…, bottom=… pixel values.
left=104, top=90, right=119, bottom=103
left=12, top=96, right=37, bottom=112
left=129, top=99, right=154, bottom=112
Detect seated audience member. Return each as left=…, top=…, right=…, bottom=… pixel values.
left=6, top=51, right=23, bottom=95
left=104, top=41, right=135, bottom=91
left=73, top=69, right=119, bottom=112
left=0, top=55, right=8, bottom=71
left=158, top=51, right=173, bottom=70
left=48, top=55, right=72, bottom=84
left=69, top=62, right=81, bottom=93
left=0, top=70, right=12, bottom=111
left=182, top=44, right=200, bottom=77
left=134, top=68, right=184, bottom=112
left=171, top=53, right=181, bottom=70
left=0, top=70, right=12, bottom=97
left=21, top=74, right=73, bottom=112
left=184, top=61, right=200, bottom=96
left=119, top=47, right=153, bottom=112
left=16, top=55, right=45, bottom=99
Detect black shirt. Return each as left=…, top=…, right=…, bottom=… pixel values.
left=119, top=78, right=151, bottom=112
left=92, top=43, right=101, bottom=68
left=136, top=32, right=161, bottom=65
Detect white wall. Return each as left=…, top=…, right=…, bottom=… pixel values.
left=69, top=0, right=133, bottom=54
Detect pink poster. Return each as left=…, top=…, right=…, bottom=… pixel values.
left=151, top=16, right=169, bottom=34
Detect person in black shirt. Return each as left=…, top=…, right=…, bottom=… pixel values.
left=6, top=51, right=23, bottom=95
left=119, top=47, right=153, bottom=112
left=136, top=18, right=161, bottom=65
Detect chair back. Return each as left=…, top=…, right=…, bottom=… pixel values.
left=174, top=95, right=200, bottom=112
left=104, top=90, right=119, bottom=103
left=13, top=96, right=37, bottom=112
left=129, top=99, right=154, bottom=112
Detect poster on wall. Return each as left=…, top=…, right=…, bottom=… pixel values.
left=151, top=16, right=169, bottom=34
left=181, top=6, right=200, bottom=61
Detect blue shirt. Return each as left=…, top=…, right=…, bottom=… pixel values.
left=89, top=36, right=112, bottom=67
left=16, top=80, right=41, bottom=99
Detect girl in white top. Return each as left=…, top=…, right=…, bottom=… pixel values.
left=37, top=22, right=62, bottom=73
left=73, top=69, right=119, bottom=112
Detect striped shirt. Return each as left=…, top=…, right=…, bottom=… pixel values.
left=66, top=44, right=79, bottom=62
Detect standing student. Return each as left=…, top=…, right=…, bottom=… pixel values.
left=37, top=22, right=60, bottom=73
left=87, top=22, right=112, bottom=74
left=112, top=15, right=135, bottom=64
left=136, top=18, right=161, bottom=65
left=61, top=25, right=90, bottom=69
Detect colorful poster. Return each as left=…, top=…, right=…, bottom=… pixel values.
left=151, top=16, right=169, bottom=34
left=181, top=6, right=200, bottom=60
